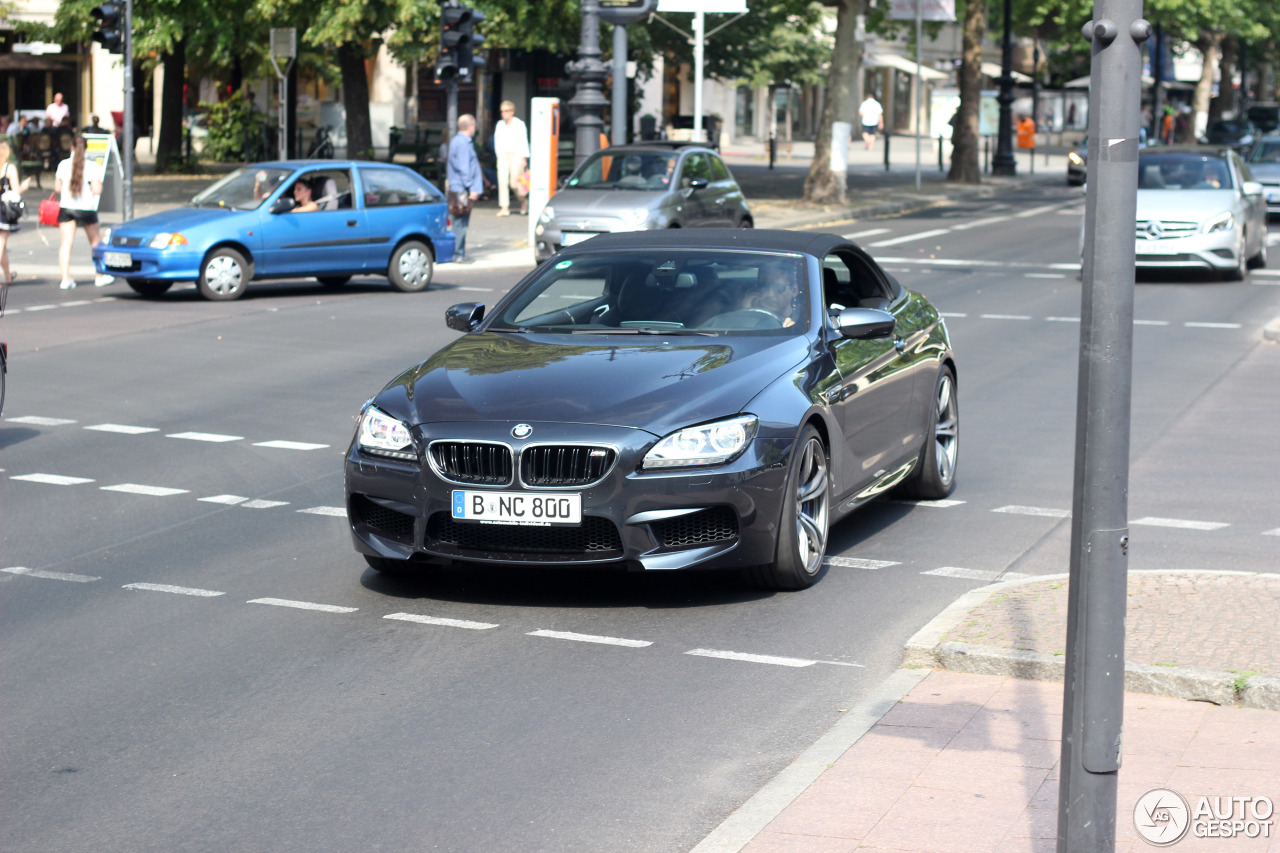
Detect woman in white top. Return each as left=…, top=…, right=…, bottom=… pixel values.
left=54, top=134, right=113, bottom=290
left=493, top=101, right=530, bottom=216
left=0, top=139, right=33, bottom=289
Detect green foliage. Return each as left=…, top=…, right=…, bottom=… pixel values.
left=649, top=0, right=827, bottom=84
left=201, top=92, right=259, bottom=162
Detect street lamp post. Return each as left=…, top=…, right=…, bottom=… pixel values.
left=566, top=0, right=610, bottom=168
left=991, top=0, right=1017, bottom=176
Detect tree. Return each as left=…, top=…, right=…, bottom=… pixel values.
left=803, top=0, right=862, bottom=204
left=949, top=0, right=985, bottom=183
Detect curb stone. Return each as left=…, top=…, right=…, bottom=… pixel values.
left=902, top=570, right=1280, bottom=711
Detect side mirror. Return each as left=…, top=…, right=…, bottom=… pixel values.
left=1242, top=180, right=1264, bottom=197
left=270, top=196, right=296, bottom=215
left=687, top=177, right=709, bottom=190
left=835, top=307, right=895, bottom=340
left=446, top=302, right=485, bottom=332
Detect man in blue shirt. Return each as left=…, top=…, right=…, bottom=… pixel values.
left=447, top=114, right=484, bottom=263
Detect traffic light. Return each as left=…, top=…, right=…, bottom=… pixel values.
left=90, top=3, right=123, bottom=54
left=438, top=4, right=485, bottom=83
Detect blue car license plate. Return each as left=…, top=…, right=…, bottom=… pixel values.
left=104, top=252, right=133, bottom=269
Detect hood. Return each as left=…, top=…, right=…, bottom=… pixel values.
left=113, top=206, right=246, bottom=236
left=550, top=187, right=669, bottom=217
left=1135, top=189, right=1239, bottom=221
left=1247, top=162, right=1280, bottom=183
left=374, top=332, right=809, bottom=437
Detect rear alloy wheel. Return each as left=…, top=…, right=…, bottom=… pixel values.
left=318, top=275, right=351, bottom=288
left=198, top=247, right=250, bottom=301
left=126, top=278, right=173, bottom=298
left=899, top=366, right=959, bottom=499
left=744, top=424, right=829, bottom=591
left=388, top=240, right=434, bottom=292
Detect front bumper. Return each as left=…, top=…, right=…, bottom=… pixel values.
left=1134, top=229, right=1242, bottom=271
left=344, top=420, right=793, bottom=572
left=92, top=245, right=203, bottom=281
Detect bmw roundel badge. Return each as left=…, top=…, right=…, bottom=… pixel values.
left=512, top=423, right=533, bottom=439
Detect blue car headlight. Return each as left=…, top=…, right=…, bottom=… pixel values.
left=357, top=405, right=416, bottom=461
left=148, top=232, right=189, bottom=248
left=642, top=414, right=758, bottom=470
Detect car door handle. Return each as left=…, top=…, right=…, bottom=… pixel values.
left=347, top=220, right=358, bottom=227
left=894, top=337, right=907, bottom=354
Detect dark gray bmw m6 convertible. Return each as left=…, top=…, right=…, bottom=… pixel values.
left=345, top=230, right=958, bottom=590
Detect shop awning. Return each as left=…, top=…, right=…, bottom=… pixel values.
left=1065, top=74, right=1195, bottom=90
left=980, top=62, right=1032, bottom=83
left=0, top=53, right=75, bottom=71
left=864, top=53, right=949, bottom=81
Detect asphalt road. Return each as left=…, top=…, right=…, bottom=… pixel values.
left=2, top=185, right=1277, bottom=852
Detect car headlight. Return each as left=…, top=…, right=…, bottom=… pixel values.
left=642, top=414, right=758, bottom=470
left=148, top=232, right=189, bottom=248
left=1203, top=212, right=1235, bottom=235
left=1068, top=152, right=1084, bottom=166
left=357, top=405, right=416, bottom=461
left=622, top=208, right=651, bottom=227
left=538, top=205, right=555, bottom=224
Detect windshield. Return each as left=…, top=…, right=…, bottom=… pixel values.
left=1137, top=155, right=1234, bottom=190
left=1249, top=141, right=1280, bottom=164
left=191, top=167, right=293, bottom=210
left=566, top=151, right=679, bottom=191
left=487, top=250, right=810, bottom=335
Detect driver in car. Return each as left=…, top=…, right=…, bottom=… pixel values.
left=742, top=261, right=802, bottom=327
left=288, top=179, right=320, bottom=213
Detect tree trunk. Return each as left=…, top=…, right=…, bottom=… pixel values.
left=154, top=37, right=187, bottom=172
left=803, top=0, right=862, bottom=205
left=1191, top=34, right=1223, bottom=143
left=338, top=41, right=374, bottom=159
left=948, top=0, right=984, bottom=184
left=1209, top=36, right=1237, bottom=123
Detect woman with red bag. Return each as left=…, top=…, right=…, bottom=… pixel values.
left=54, top=134, right=113, bottom=290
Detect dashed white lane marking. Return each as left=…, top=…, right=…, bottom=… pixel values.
left=247, top=598, right=358, bottom=614
left=22, top=304, right=58, bottom=312
left=686, top=649, right=816, bottom=668
left=1131, top=516, right=1230, bottom=531
left=1184, top=322, right=1242, bottom=329
left=892, top=498, right=966, bottom=508
left=200, top=494, right=248, bottom=505
left=85, top=424, right=159, bottom=434
left=101, top=483, right=190, bottom=497
left=454, top=286, right=494, bottom=292
left=843, top=228, right=891, bottom=240
left=939, top=312, right=967, bottom=317
left=385, top=612, right=500, bottom=630
left=11, top=473, right=95, bottom=485
left=1025, top=274, right=1066, bottom=279
left=253, top=440, right=330, bottom=451
left=166, top=431, right=243, bottom=443
left=4, top=566, right=99, bottom=582
left=6, top=416, right=77, bottom=426
left=824, top=556, right=900, bottom=570
left=1133, top=319, right=1169, bottom=326
left=923, top=567, right=1030, bottom=582
left=950, top=215, right=1011, bottom=231
left=123, top=583, right=225, bottom=597
left=299, top=506, right=346, bottom=517
left=528, top=629, right=653, bottom=648
left=993, top=505, right=1071, bottom=519
left=869, top=228, right=952, bottom=248
left=241, top=499, right=289, bottom=509
left=981, top=313, right=1032, bottom=320
left=1265, top=529, right=1280, bottom=537
left=1046, top=316, right=1080, bottom=322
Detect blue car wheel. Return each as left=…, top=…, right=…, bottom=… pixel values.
left=199, top=247, right=250, bottom=301
left=388, top=240, right=433, bottom=293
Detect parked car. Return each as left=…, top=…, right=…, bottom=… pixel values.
left=344, top=229, right=958, bottom=590
left=533, top=142, right=752, bottom=263
left=1133, top=146, right=1268, bottom=279
left=1199, top=118, right=1257, bottom=154
left=1245, top=134, right=1280, bottom=217
left=92, top=160, right=455, bottom=301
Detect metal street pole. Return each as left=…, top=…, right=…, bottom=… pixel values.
left=991, top=0, right=1017, bottom=176
left=612, top=24, right=628, bottom=145
left=566, top=0, right=609, bottom=167
left=122, top=0, right=133, bottom=221
left=1057, top=1, right=1148, bottom=850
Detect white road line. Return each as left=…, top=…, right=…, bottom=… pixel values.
left=1253, top=269, right=1280, bottom=276
left=1133, top=319, right=1169, bottom=326
left=950, top=215, right=1011, bottom=231
left=23, top=304, right=58, bottom=312
left=123, top=583, right=225, bottom=597
left=843, top=228, right=891, bottom=239
left=11, top=473, right=96, bottom=485
left=101, top=483, right=190, bottom=496
left=869, top=228, right=952, bottom=248
left=686, top=648, right=816, bottom=668
left=166, top=431, right=243, bottom=443
left=892, top=498, right=966, bottom=508
left=1025, top=274, right=1066, bottom=279
left=6, top=416, right=77, bottom=426
left=4, top=566, right=100, bottom=583
left=1131, top=516, right=1229, bottom=531
left=878, top=256, right=1009, bottom=267
left=1046, top=316, right=1081, bottom=322
left=299, top=506, right=347, bottom=517
left=240, top=499, right=290, bottom=509
left=1019, top=204, right=1064, bottom=217
left=1184, top=322, right=1242, bottom=329
left=823, top=556, right=900, bottom=570
left=454, top=286, right=494, bottom=291
left=980, top=313, right=1032, bottom=320
left=993, top=505, right=1071, bottom=519
left=200, top=494, right=248, bottom=505
left=528, top=629, right=652, bottom=648
left=85, top=424, right=160, bottom=434
left=923, top=567, right=1029, bottom=582
left=253, top=440, right=330, bottom=451
left=247, top=598, right=358, bottom=614
left=1264, top=529, right=1280, bottom=537
left=939, top=312, right=967, bottom=318
left=385, top=612, right=500, bottom=630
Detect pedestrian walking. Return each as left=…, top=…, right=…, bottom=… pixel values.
left=858, top=94, right=884, bottom=151
left=0, top=139, right=33, bottom=288
left=493, top=101, right=530, bottom=217
left=447, top=114, right=483, bottom=264
left=54, top=134, right=113, bottom=290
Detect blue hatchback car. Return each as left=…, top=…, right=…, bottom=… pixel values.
left=93, top=160, right=456, bottom=301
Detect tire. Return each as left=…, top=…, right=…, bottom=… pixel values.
left=318, top=275, right=351, bottom=288
left=737, top=216, right=753, bottom=228
left=1247, top=234, right=1268, bottom=270
left=126, top=278, right=173, bottom=298
left=198, top=247, right=250, bottom=301
left=388, top=240, right=434, bottom=292
left=363, top=554, right=417, bottom=576
left=898, top=366, right=959, bottom=499
left=743, top=424, right=829, bottom=591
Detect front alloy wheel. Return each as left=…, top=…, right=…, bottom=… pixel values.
left=198, top=248, right=249, bottom=301
left=744, top=424, right=829, bottom=590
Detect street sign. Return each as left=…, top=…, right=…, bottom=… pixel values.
left=655, top=0, right=747, bottom=12
left=888, top=0, right=955, bottom=22
left=599, top=0, right=656, bottom=24
left=270, top=28, right=296, bottom=59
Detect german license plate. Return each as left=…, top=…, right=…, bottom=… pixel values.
left=451, top=490, right=582, bottom=526
left=1136, top=240, right=1178, bottom=255
left=1268, top=190, right=1280, bottom=204
left=560, top=231, right=600, bottom=246
left=104, top=251, right=133, bottom=268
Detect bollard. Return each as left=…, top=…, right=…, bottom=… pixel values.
left=769, top=133, right=776, bottom=170
left=938, top=135, right=944, bottom=172
left=884, top=132, right=890, bottom=172
left=984, top=137, right=990, bottom=174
